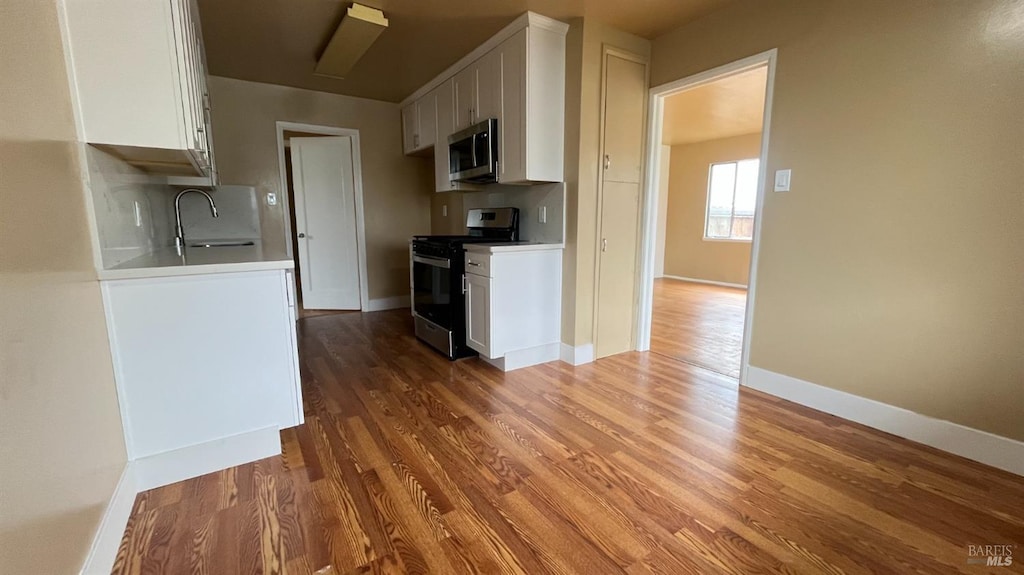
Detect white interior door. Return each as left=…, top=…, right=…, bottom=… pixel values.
left=290, top=136, right=361, bottom=310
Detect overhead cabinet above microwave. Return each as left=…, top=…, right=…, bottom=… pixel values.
left=400, top=12, right=567, bottom=188
left=63, top=0, right=217, bottom=182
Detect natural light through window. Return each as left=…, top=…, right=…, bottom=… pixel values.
left=705, top=159, right=758, bottom=241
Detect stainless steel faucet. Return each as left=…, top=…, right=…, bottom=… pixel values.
left=174, top=188, right=219, bottom=253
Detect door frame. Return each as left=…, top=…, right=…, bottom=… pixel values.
left=592, top=45, right=651, bottom=357
left=635, top=49, right=778, bottom=387
left=275, top=121, right=370, bottom=311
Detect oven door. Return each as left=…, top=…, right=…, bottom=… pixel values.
left=411, top=253, right=453, bottom=330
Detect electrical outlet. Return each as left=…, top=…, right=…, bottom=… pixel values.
left=266, top=192, right=278, bottom=206
left=538, top=206, right=547, bottom=224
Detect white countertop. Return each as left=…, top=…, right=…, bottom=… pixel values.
left=463, top=242, right=564, bottom=254
left=99, top=243, right=293, bottom=280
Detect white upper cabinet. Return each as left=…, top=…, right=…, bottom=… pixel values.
left=452, top=65, right=477, bottom=131
left=400, top=12, right=567, bottom=186
left=401, top=91, right=437, bottom=155
left=63, top=0, right=216, bottom=181
left=433, top=80, right=460, bottom=192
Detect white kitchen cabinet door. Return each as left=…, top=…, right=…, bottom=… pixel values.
left=464, top=272, right=492, bottom=356
left=475, top=48, right=503, bottom=124
left=416, top=91, right=438, bottom=150
left=453, top=65, right=477, bottom=131
left=434, top=80, right=458, bottom=192
left=497, top=29, right=526, bottom=183
left=64, top=0, right=215, bottom=179
left=401, top=103, right=417, bottom=154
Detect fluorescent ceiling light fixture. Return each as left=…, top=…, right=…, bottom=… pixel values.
left=315, top=3, right=389, bottom=79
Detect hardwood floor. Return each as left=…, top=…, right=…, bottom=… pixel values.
left=651, top=278, right=746, bottom=379
left=113, top=309, right=1024, bottom=574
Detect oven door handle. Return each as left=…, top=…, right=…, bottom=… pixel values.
left=412, top=254, right=451, bottom=269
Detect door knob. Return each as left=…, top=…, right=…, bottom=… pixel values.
left=297, top=233, right=306, bottom=238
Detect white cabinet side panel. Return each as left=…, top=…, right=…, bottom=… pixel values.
left=490, top=250, right=562, bottom=355
left=525, top=26, right=566, bottom=182
left=64, top=0, right=183, bottom=149
left=103, top=271, right=295, bottom=458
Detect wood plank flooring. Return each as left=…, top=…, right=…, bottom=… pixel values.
left=651, top=278, right=746, bottom=379
left=113, top=309, right=1024, bottom=574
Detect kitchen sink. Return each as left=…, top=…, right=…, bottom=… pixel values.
left=188, top=241, right=256, bottom=248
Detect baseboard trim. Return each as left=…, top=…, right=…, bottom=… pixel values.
left=745, top=366, right=1024, bottom=476
left=134, top=426, right=282, bottom=491
left=365, top=295, right=409, bottom=312
left=482, top=342, right=561, bottom=372
left=662, top=274, right=747, bottom=290
left=559, top=342, right=594, bottom=366
left=78, top=463, right=138, bottom=575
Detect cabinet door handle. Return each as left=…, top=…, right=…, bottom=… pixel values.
left=604, top=154, right=611, bottom=170
left=602, top=238, right=608, bottom=252
left=467, top=261, right=482, bottom=267
left=461, top=274, right=468, bottom=295
left=413, top=133, right=419, bottom=147
left=297, top=233, right=306, bottom=239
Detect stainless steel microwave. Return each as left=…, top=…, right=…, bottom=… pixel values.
left=449, top=118, right=498, bottom=184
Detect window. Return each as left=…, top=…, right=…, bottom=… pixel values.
left=705, top=159, right=759, bottom=241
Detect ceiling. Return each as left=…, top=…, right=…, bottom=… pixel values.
left=197, top=0, right=735, bottom=103
left=661, top=66, right=767, bottom=146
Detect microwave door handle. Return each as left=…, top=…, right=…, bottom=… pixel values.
left=471, top=133, right=478, bottom=168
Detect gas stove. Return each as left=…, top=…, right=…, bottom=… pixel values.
left=410, top=208, right=519, bottom=359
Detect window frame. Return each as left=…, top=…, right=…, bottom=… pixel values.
left=703, top=158, right=759, bottom=242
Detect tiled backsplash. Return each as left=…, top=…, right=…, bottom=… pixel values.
left=85, top=148, right=265, bottom=269
left=85, top=146, right=174, bottom=268
left=460, top=182, right=565, bottom=243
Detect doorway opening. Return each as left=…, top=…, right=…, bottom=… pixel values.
left=275, top=122, right=369, bottom=318
left=637, top=50, right=776, bottom=384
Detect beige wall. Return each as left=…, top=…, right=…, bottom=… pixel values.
left=663, top=134, right=759, bottom=285
left=653, top=0, right=1024, bottom=440
left=430, top=192, right=467, bottom=235
left=208, top=77, right=433, bottom=300
left=0, top=1, right=128, bottom=573
left=562, top=19, right=652, bottom=347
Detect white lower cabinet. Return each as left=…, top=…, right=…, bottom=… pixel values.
left=101, top=269, right=302, bottom=465
left=464, top=272, right=492, bottom=354
left=463, top=247, right=562, bottom=371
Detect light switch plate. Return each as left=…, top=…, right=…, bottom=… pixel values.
left=538, top=206, right=547, bottom=224
left=266, top=192, right=278, bottom=206
left=774, top=169, right=792, bottom=192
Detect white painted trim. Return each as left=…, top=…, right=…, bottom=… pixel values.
left=364, top=295, right=410, bottom=312
left=636, top=49, right=778, bottom=392
left=133, top=426, right=281, bottom=491
left=481, top=342, right=561, bottom=372
left=398, top=12, right=569, bottom=107
left=660, top=275, right=747, bottom=290
left=275, top=122, right=371, bottom=311
left=78, top=464, right=138, bottom=575
left=746, top=367, right=1024, bottom=477
left=559, top=342, right=594, bottom=366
